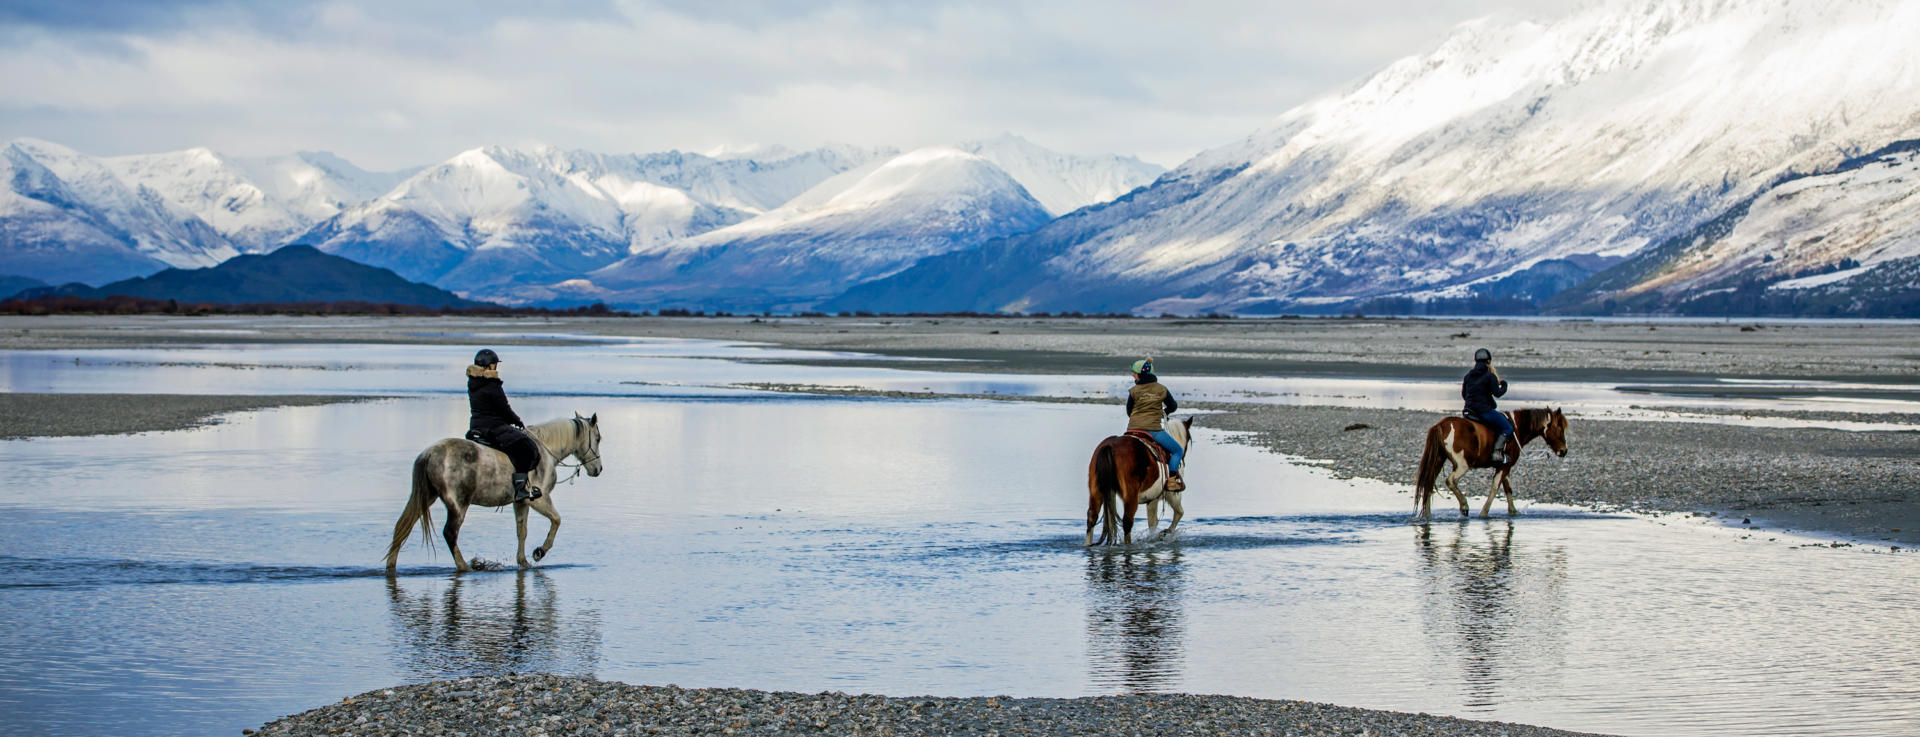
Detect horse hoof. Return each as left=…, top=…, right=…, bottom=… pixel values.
left=533, top=547, right=547, bottom=561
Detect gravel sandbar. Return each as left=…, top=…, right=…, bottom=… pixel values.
left=0, top=393, right=377, bottom=440
left=254, top=673, right=1612, bottom=737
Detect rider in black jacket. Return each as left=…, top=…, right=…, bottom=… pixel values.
left=467, top=349, right=541, bottom=502
left=1462, top=347, right=1514, bottom=464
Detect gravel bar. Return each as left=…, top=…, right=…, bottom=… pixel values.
left=252, top=674, right=1612, bottom=737
left=1204, top=403, right=1920, bottom=546
left=0, top=393, right=379, bottom=439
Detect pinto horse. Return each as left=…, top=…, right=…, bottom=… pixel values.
left=386, top=413, right=603, bottom=573
left=1413, top=408, right=1568, bottom=520
left=1087, top=417, right=1193, bottom=546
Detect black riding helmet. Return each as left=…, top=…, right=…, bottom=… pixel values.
left=474, top=348, right=500, bottom=367
left=1474, top=348, right=1492, bottom=363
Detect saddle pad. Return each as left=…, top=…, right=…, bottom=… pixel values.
left=1123, top=429, right=1168, bottom=465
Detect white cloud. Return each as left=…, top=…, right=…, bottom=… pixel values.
left=0, top=0, right=1584, bottom=170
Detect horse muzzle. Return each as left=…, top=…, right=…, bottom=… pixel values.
left=1555, top=449, right=1567, bottom=458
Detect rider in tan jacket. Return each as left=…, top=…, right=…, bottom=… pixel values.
left=1126, top=358, right=1185, bottom=491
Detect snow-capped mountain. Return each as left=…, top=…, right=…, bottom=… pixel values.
left=959, top=134, right=1163, bottom=217
left=297, top=143, right=892, bottom=295
left=0, top=138, right=236, bottom=285
left=836, top=0, right=1920, bottom=315
left=106, top=148, right=406, bottom=251
left=577, top=147, right=1053, bottom=311
left=1552, top=139, right=1920, bottom=313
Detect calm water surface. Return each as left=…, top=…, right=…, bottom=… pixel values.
left=0, top=341, right=1916, bottom=737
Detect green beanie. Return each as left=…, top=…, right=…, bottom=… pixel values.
left=1130, top=358, right=1153, bottom=374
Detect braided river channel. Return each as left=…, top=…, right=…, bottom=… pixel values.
left=2, top=335, right=1915, bottom=736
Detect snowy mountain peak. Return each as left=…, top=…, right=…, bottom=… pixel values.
left=957, top=135, right=1163, bottom=216
left=836, top=0, right=1920, bottom=315
left=1, top=138, right=236, bottom=284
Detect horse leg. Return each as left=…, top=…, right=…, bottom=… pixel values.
left=1443, top=463, right=1471, bottom=518
left=514, top=502, right=532, bottom=569
left=1481, top=471, right=1500, bottom=519
left=1160, top=493, right=1184, bottom=540
left=442, top=502, right=471, bottom=573
left=1086, top=490, right=1101, bottom=547
left=1122, top=498, right=1139, bottom=546
left=529, top=496, right=562, bottom=562
left=1502, top=473, right=1519, bottom=516
left=1146, top=495, right=1161, bottom=536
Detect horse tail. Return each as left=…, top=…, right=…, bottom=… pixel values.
left=386, top=451, right=439, bottom=572
left=1093, top=443, right=1122, bottom=545
left=1414, top=423, right=1447, bottom=509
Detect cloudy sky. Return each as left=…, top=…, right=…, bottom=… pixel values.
left=0, top=0, right=1582, bottom=169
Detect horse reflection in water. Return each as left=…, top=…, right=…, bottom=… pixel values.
left=385, top=570, right=603, bottom=680
left=1083, top=548, right=1186, bottom=693
left=1416, top=521, right=1569, bottom=711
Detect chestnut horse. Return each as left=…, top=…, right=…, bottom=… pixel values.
left=1413, top=408, right=1568, bottom=519
left=1086, top=417, right=1193, bottom=546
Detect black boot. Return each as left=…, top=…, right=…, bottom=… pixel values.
left=512, top=472, right=533, bottom=503
left=1490, top=434, right=1513, bottom=465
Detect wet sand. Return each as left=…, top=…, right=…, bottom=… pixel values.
left=0, top=393, right=377, bottom=440
left=7, top=314, right=1920, bottom=385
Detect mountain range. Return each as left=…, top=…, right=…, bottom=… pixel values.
left=14, top=245, right=488, bottom=308
left=0, top=135, right=1163, bottom=307
left=835, top=0, right=1920, bottom=315
left=2, top=0, right=1915, bottom=316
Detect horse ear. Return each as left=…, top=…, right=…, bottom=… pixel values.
left=1183, top=416, right=1195, bottom=429
left=589, top=413, right=597, bottom=425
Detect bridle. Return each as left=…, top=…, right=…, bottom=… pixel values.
left=552, top=416, right=601, bottom=486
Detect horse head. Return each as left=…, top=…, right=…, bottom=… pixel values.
left=1171, top=415, right=1194, bottom=448
left=574, top=412, right=604, bottom=477
left=1542, top=407, right=1568, bottom=457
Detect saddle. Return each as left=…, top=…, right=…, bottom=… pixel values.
left=1462, top=410, right=1506, bottom=430
left=465, top=428, right=515, bottom=452
left=1124, top=429, right=1170, bottom=466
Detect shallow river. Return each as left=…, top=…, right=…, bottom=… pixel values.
left=1, top=339, right=1916, bottom=737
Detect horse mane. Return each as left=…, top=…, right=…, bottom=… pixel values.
left=522, top=417, right=578, bottom=454
left=1168, top=415, right=1192, bottom=449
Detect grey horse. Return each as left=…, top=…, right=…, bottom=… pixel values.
left=386, top=413, right=603, bottom=573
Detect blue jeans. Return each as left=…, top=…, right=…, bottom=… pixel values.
left=1150, top=430, right=1185, bottom=474
left=1472, top=409, right=1514, bottom=439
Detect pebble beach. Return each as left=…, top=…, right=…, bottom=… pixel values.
left=251, top=674, right=1611, bottom=737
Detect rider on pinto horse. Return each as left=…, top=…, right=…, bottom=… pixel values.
left=467, top=349, right=542, bottom=503
left=1463, top=347, right=1514, bottom=465
left=1126, top=358, right=1185, bottom=492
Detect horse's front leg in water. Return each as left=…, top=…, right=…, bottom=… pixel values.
left=1159, top=493, right=1183, bottom=540
left=514, top=502, right=532, bottom=569
left=1146, top=496, right=1160, bottom=536
left=443, top=504, right=470, bottom=573
left=529, top=496, right=562, bottom=563
left=1481, top=471, right=1502, bottom=519
left=1501, top=473, right=1519, bottom=516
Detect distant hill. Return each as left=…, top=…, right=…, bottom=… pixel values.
left=0, top=274, right=46, bottom=299
left=16, top=245, right=491, bottom=308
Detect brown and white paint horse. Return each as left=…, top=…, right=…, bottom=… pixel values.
left=1413, top=408, right=1568, bottom=520
left=1087, top=417, right=1193, bottom=546
left=386, top=413, right=603, bottom=573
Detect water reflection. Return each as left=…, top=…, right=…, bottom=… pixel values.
left=1083, top=548, right=1186, bottom=693
left=384, top=570, right=602, bottom=680
left=1416, top=521, right=1569, bottom=711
